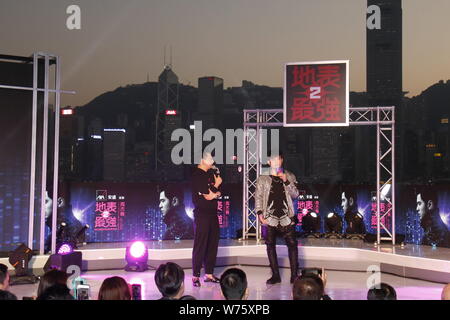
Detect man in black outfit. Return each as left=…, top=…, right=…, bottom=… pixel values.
left=191, top=152, right=222, bottom=287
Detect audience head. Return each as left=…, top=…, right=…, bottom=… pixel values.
left=220, top=268, right=248, bottom=300
left=293, top=274, right=325, bottom=300
left=367, top=283, right=397, bottom=300
left=37, top=269, right=69, bottom=297
left=98, top=276, right=131, bottom=300
left=179, top=295, right=196, bottom=300
left=154, top=262, right=185, bottom=299
left=0, top=264, right=10, bottom=291
left=37, top=284, right=74, bottom=300
left=0, top=290, right=17, bottom=300
left=441, top=284, right=450, bottom=300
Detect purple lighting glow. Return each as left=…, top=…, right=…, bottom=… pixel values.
left=125, top=241, right=148, bottom=272
left=129, top=241, right=146, bottom=258
left=57, top=243, right=74, bottom=255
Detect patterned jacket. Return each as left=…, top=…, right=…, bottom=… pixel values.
left=255, top=170, right=299, bottom=227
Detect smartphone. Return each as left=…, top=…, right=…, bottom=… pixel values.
left=131, top=284, right=142, bottom=300
left=301, top=268, right=322, bottom=277
left=76, top=284, right=90, bottom=300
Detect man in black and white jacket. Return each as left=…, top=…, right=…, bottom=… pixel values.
left=255, top=151, right=299, bottom=284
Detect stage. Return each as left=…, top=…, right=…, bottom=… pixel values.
left=2, top=238, right=449, bottom=284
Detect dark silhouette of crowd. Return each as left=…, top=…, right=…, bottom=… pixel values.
left=1, top=262, right=449, bottom=301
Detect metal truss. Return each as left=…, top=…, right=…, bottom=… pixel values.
left=243, top=107, right=396, bottom=245
left=0, top=53, right=75, bottom=254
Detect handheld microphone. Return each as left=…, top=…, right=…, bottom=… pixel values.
left=211, top=164, right=220, bottom=177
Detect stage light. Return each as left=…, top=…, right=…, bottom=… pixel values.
left=57, top=242, right=74, bottom=255
left=44, top=241, right=82, bottom=273
left=325, top=212, right=343, bottom=235
left=345, top=212, right=366, bottom=237
left=381, top=184, right=391, bottom=201
left=75, top=224, right=90, bottom=247
left=302, top=210, right=321, bottom=237
left=125, top=241, right=148, bottom=272
left=8, top=243, right=38, bottom=285
left=130, top=241, right=146, bottom=258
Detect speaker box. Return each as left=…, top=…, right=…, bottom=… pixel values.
left=43, top=251, right=82, bottom=273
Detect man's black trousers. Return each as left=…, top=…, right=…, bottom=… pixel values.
left=192, top=212, right=220, bottom=277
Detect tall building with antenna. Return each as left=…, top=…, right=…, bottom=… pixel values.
left=155, top=47, right=183, bottom=181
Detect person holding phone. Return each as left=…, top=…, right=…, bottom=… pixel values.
left=255, top=151, right=299, bottom=284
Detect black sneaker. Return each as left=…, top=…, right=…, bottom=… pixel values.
left=266, top=275, right=281, bottom=285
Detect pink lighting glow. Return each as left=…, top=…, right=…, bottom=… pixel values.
left=129, top=241, right=146, bottom=258
left=57, top=243, right=74, bottom=255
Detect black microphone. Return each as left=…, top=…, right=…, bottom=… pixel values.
left=211, top=164, right=220, bottom=177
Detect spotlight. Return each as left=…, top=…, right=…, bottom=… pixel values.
left=125, top=241, right=148, bottom=272
left=56, top=242, right=74, bottom=255
left=345, top=212, right=366, bottom=239
left=8, top=243, right=38, bottom=285
left=44, top=242, right=82, bottom=273
left=380, top=184, right=391, bottom=201
left=301, top=210, right=321, bottom=238
left=324, top=212, right=343, bottom=238
left=75, top=224, right=90, bottom=247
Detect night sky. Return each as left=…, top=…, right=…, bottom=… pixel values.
left=1, top=0, right=450, bottom=106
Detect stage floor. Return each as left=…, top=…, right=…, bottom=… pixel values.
left=2, top=238, right=450, bottom=284
left=8, top=265, right=447, bottom=300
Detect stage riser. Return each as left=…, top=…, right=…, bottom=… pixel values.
left=1, top=244, right=449, bottom=283
left=380, top=263, right=450, bottom=284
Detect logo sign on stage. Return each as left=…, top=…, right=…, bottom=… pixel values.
left=94, top=190, right=126, bottom=231
left=284, top=60, right=349, bottom=127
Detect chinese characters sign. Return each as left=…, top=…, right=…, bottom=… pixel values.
left=94, top=190, right=126, bottom=231
left=296, top=191, right=320, bottom=226
left=370, top=193, right=392, bottom=232
left=284, top=60, right=349, bottom=127
left=217, top=196, right=230, bottom=229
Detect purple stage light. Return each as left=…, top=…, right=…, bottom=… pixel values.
left=125, top=241, right=148, bottom=272
left=129, top=241, right=146, bottom=258
left=57, top=243, right=74, bottom=255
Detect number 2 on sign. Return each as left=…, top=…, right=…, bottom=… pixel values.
left=310, top=87, right=321, bottom=99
